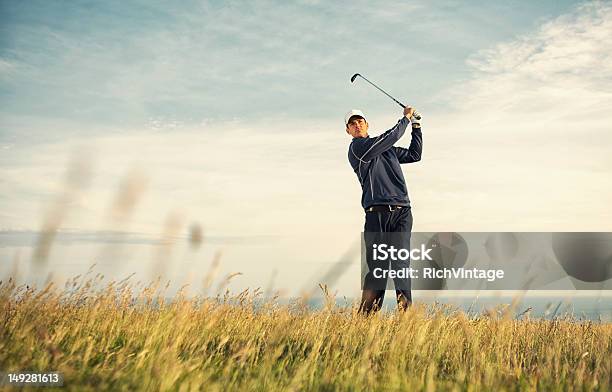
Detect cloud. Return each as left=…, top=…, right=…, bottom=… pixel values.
left=0, top=119, right=355, bottom=235
left=416, top=1, right=612, bottom=231
left=0, top=58, right=15, bottom=75
left=452, top=2, right=612, bottom=129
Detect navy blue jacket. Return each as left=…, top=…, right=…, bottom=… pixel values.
left=348, top=116, right=422, bottom=210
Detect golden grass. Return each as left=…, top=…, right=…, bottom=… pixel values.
left=1, top=276, right=610, bottom=391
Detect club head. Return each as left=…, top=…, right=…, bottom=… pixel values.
left=350, top=73, right=360, bottom=83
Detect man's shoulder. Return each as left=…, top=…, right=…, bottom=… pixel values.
left=347, top=139, right=365, bottom=165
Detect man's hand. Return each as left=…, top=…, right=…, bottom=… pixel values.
left=403, top=106, right=415, bottom=118
left=410, top=111, right=422, bottom=128
left=404, top=107, right=422, bottom=128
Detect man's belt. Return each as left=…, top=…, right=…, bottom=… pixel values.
left=365, top=205, right=404, bottom=212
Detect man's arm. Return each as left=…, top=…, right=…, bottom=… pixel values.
left=351, top=116, right=410, bottom=162
left=394, top=126, right=423, bottom=164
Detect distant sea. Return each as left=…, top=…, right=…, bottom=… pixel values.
left=302, top=296, right=612, bottom=322
left=124, top=294, right=611, bottom=322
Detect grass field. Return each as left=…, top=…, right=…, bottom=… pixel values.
left=1, top=276, right=611, bottom=391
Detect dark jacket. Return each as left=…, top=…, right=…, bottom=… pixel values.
left=348, top=116, right=422, bottom=210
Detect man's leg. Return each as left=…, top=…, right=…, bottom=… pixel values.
left=359, top=289, right=385, bottom=314
left=360, top=211, right=391, bottom=315
left=392, top=207, right=414, bottom=311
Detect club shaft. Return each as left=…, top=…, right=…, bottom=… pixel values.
left=354, top=74, right=421, bottom=121
left=356, top=74, right=405, bottom=108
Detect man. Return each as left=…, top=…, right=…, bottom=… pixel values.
left=346, top=106, right=422, bottom=313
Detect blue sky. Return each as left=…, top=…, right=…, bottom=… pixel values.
left=1, top=0, right=611, bottom=296
left=1, top=0, right=578, bottom=141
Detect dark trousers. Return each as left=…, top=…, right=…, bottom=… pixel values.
left=359, top=207, right=413, bottom=314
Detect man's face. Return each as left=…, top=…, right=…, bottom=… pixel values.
left=346, top=116, right=369, bottom=138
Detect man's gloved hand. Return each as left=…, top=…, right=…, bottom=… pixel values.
left=410, top=111, right=422, bottom=128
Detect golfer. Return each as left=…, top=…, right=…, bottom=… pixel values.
left=346, top=106, right=422, bottom=313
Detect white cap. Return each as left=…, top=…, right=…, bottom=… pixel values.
left=344, top=109, right=366, bottom=125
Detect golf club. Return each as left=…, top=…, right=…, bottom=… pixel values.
left=350, top=73, right=421, bottom=120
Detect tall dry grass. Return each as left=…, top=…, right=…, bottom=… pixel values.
left=1, top=276, right=610, bottom=391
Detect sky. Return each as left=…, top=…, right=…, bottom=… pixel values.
left=1, top=0, right=611, bottom=297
